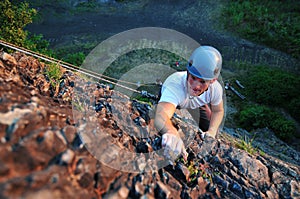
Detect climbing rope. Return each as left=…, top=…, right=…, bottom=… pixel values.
left=0, top=39, right=145, bottom=94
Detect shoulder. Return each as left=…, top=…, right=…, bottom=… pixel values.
left=162, top=71, right=187, bottom=93
left=159, top=71, right=187, bottom=106
left=164, top=71, right=186, bottom=84
left=208, top=80, right=223, bottom=105
left=210, top=80, right=223, bottom=92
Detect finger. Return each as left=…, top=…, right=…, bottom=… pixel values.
left=181, top=146, right=188, bottom=161
left=174, top=139, right=184, bottom=158
left=163, top=134, right=176, bottom=150
left=175, top=139, right=187, bottom=161
left=174, top=142, right=181, bottom=155
left=162, top=134, right=168, bottom=147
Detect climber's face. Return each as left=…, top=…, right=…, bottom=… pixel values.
left=187, top=73, right=212, bottom=96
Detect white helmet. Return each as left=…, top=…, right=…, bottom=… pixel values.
left=187, top=46, right=222, bottom=80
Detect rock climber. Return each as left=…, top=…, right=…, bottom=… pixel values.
left=154, top=46, right=224, bottom=161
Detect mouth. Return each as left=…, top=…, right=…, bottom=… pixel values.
left=189, top=87, right=202, bottom=96
left=192, top=90, right=201, bottom=95
left=187, top=81, right=204, bottom=96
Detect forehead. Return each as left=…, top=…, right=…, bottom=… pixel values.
left=188, top=73, right=206, bottom=81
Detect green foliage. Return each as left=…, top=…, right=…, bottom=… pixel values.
left=26, top=33, right=53, bottom=55
left=61, top=52, right=86, bottom=66
left=221, top=0, right=300, bottom=59
left=287, top=97, right=300, bottom=122
left=44, top=63, right=63, bottom=88
left=234, top=134, right=259, bottom=155
left=241, top=66, right=300, bottom=122
left=178, top=159, right=211, bottom=187
left=54, top=39, right=100, bottom=66
left=132, top=96, right=152, bottom=104
left=0, top=0, right=52, bottom=55
left=73, top=0, right=101, bottom=13
left=0, top=0, right=36, bottom=47
left=238, top=105, right=272, bottom=130
left=271, top=118, right=296, bottom=140
left=104, top=48, right=186, bottom=80
left=226, top=63, right=298, bottom=141
left=237, top=104, right=296, bottom=140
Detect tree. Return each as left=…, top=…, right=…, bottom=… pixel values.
left=0, top=0, right=37, bottom=47
left=0, top=0, right=52, bottom=54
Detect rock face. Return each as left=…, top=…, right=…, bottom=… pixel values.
left=0, top=51, right=299, bottom=199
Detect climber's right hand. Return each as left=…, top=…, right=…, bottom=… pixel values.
left=162, top=132, right=188, bottom=162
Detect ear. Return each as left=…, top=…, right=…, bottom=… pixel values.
left=214, top=67, right=219, bottom=76
left=210, top=78, right=217, bottom=83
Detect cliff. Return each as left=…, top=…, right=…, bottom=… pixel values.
left=0, top=51, right=299, bottom=199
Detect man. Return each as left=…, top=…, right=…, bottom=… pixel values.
left=154, top=46, right=224, bottom=161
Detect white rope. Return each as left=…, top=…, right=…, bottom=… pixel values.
left=0, top=39, right=141, bottom=94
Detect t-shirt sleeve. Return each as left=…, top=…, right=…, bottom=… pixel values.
left=210, top=81, right=223, bottom=106
left=159, top=85, right=181, bottom=107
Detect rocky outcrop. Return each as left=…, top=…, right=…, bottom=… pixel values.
left=0, top=51, right=299, bottom=198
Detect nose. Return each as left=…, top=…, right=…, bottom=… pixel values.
left=190, top=79, right=206, bottom=89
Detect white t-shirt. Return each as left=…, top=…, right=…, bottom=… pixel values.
left=159, top=71, right=223, bottom=109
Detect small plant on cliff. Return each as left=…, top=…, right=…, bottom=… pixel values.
left=44, top=62, right=64, bottom=89
left=235, top=134, right=259, bottom=155
left=177, top=159, right=212, bottom=188
left=187, top=161, right=199, bottom=185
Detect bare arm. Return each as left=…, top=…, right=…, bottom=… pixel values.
left=154, top=102, right=178, bottom=136
left=154, top=102, right=188, bottom=160
left=206, top=100, right=224, bottom=138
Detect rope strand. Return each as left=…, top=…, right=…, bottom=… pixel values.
left=0, top=39, right=142, bottom=93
